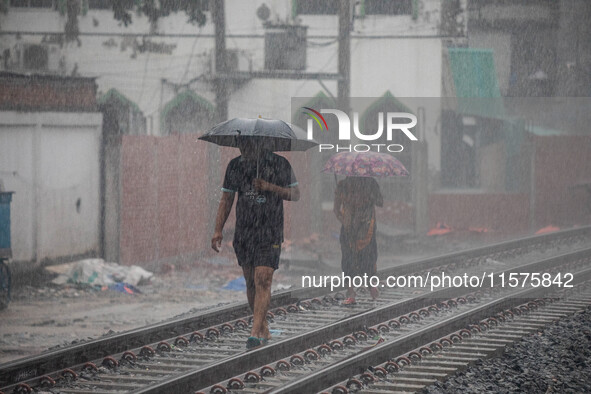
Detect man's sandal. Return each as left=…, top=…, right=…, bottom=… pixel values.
left=246, top=336, right=268, bottom=349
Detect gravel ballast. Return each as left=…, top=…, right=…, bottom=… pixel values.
left=423, top=306, right=591, bottom=393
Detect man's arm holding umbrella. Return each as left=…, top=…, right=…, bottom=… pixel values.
left=254, top=155, right=300, bottom=201
left=253, top=179, right=300, bottom=201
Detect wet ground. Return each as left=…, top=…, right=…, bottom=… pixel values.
left=0, top=259, right=245, bottom=364
left=0, top=231, right=505, bottom=364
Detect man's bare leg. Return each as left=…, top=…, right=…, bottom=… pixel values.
left=242, top=265, right=256, bottom=314
left=251, top=266, right=274, bottom=339
left=262, top=319, right=271, bottom=341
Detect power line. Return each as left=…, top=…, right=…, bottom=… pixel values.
left=0, top=30, right=460, bottom=39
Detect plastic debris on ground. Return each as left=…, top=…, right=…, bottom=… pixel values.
left=107, top=282, right=142, bottom=295
left=269, top=329, right=283, bottom=337
left=47, top=258, right=153, bottom=287
left=427, top=222, right=453, bottom=236
left=535, top=225, right=560, bottom=235
left=223, top=276, right=246, bottom=291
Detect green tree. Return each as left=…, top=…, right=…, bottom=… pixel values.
left=66, top=0, right=208, bottom=42
left=112, top=0, right=207, bottom=28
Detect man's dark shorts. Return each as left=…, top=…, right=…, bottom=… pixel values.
left=234, top=242, right=281, bottom=270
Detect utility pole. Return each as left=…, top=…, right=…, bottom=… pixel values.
left=307, top=0, right=349, bottom=235
left=337, top=0, right=351, bottom=113
left=413, top=108, right=429, bottom=237
left=209, top=0, right=227, bottom=233
left=212, top=0, right=228, bottom=123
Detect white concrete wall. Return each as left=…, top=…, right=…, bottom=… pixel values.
left=0, top=112, right=102, bottom=263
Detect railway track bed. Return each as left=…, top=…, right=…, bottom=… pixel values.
left=1, top=227, right=591, bottom=394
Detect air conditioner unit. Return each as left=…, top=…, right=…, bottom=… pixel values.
left=7, top=43, right=63, bottom=73
left=264, top=24, right=307, bottom=71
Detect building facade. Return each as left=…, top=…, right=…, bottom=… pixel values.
left=0, top=72, right=102, bottom=265
left=0, top=0, right=446, bottom=162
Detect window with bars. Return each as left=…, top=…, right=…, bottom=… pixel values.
left=295, top=0, right=338, bottom=15
left=86, top=0, right=209, bottom=11
left=364, top=0, right=412, bottom=15
left=88, top=0, right=110, bottom=10
left=10, top=0, right=55, bottom=8
left=295, top=0, right=413, bottom=16
left=88, top=0, right=136, bottom=10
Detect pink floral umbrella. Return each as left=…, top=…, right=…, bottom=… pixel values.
left=322, top=152, right=409, bottom=177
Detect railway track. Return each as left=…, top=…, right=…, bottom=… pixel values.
left=1, top=226, right=590, bottom=394
left=198, top=246, right=591, bottom=394
left=318, top=291, right=591, bottom=394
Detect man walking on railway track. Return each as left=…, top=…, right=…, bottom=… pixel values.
left=211, top=138, right=300, bottom=349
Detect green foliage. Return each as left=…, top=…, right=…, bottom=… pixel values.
left=58, top=0, right=66, bottom=15
left=58, top=0, right=207, bottom=43
left=112, top=0, right=207, bottom=27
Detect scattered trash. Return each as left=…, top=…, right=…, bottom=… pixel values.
left=535, top=225, right=560, bottom=235
left=108, top=283, right=141, bottom=295
left=427, top=222, right=452, bottom=236
left=48, top=259, right=153, bottom=287
left=223, top=277, right=246, bottom=291
left=269, top=329, right=283, bottom=337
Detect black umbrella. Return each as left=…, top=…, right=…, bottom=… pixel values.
left=198, top=117, right=318, bottom=177
left=198, top=117, right=318, bottom=152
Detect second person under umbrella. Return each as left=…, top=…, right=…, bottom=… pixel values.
left=323, top=152, right=409, bottom=305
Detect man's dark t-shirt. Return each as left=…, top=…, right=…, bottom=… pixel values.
left=222, top=151, right=297, bottom=246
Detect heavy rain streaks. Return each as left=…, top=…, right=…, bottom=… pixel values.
left=0, top=5, right=590, bottom=394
